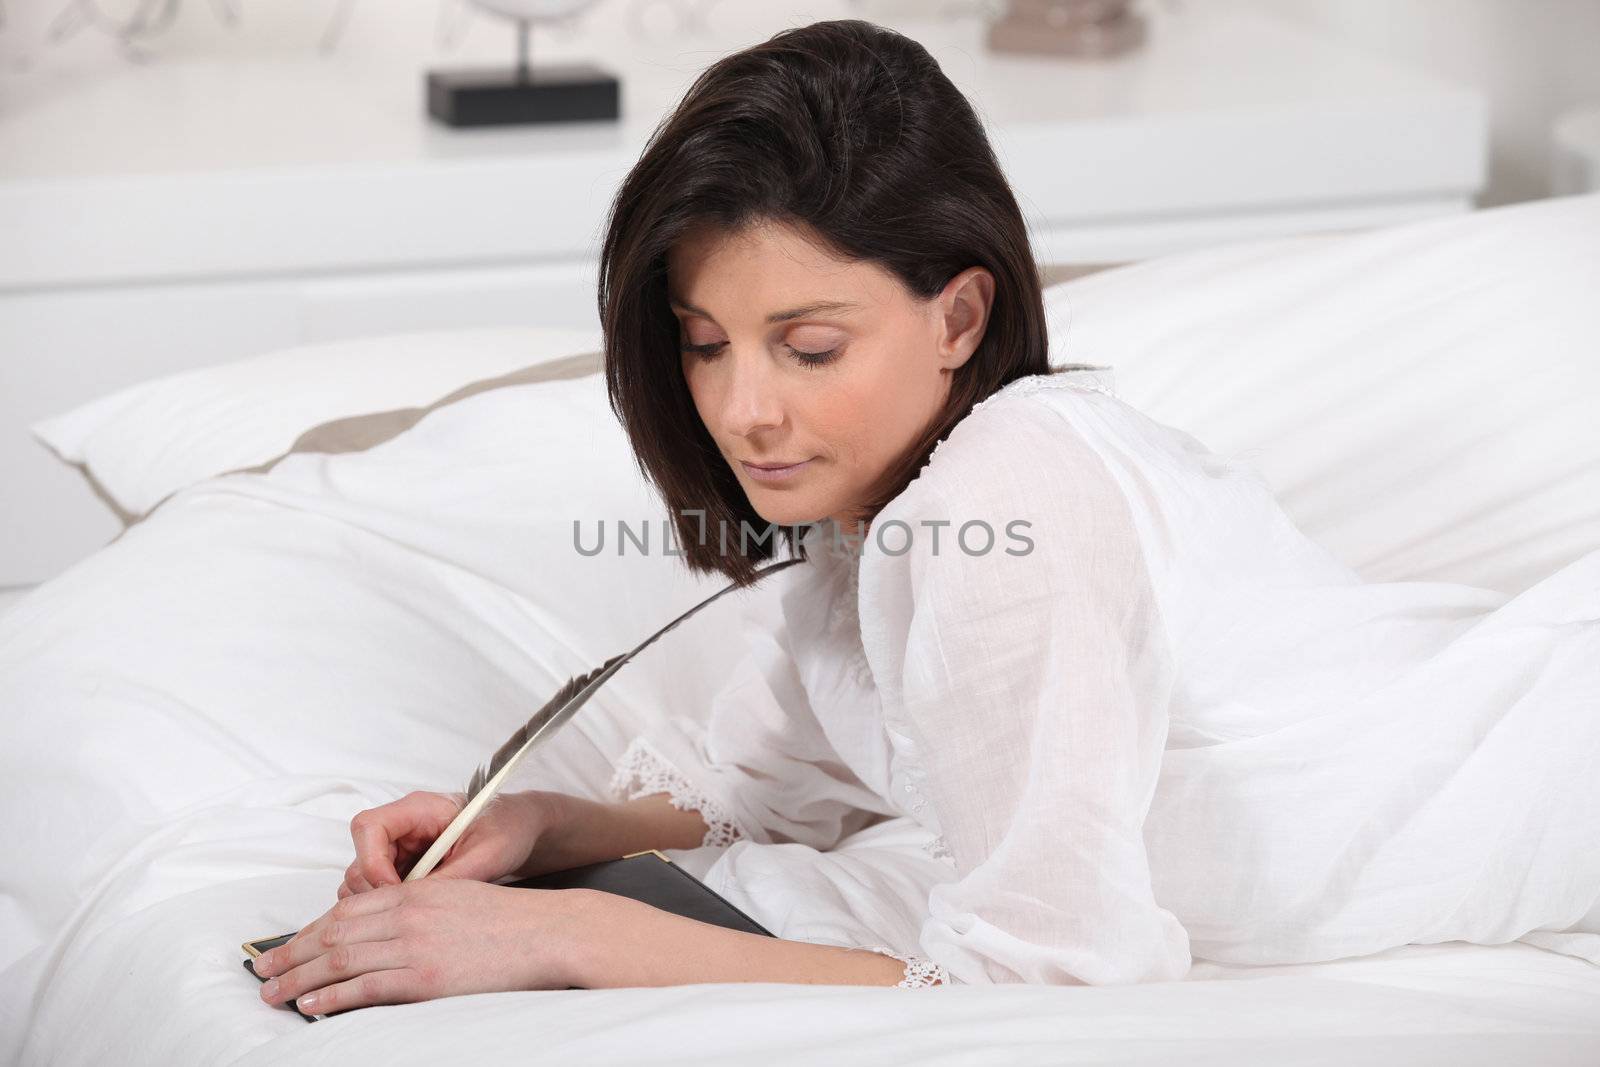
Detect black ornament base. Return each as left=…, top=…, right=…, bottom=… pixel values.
left=425, top=62, right=621, bottom=128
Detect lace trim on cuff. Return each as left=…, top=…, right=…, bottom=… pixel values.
left=921, top=832, right=955, bottom=865
left=861, top=945, right=951, bottom=988
left=608, top=737, right=747, bottom=849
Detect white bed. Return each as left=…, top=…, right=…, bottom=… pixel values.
left=2, top=192, right=1598, bottom=1065
left=0, top=589, right=31, bottom=621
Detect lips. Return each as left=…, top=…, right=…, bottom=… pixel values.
left=743, top=459, right=809, bottom=470
left=739, top=456, right=815, bottom=483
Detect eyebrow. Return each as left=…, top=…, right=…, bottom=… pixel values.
left=667, top=297, right=860, bottom=324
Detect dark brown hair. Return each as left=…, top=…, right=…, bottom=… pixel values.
left=598, top=18, right=1083, bottom=585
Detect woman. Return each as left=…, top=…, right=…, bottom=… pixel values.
left=253, top=20, right=1600, bottom=1012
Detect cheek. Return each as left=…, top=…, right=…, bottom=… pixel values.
left=849, top=362, right=927, bottom=439
left=812, top=385, right=887, bottom=466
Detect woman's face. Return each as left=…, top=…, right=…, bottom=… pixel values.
left=668, top=219, right=993, bottom=535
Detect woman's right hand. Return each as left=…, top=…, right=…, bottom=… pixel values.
left=340, top=789, right=567, bottom=899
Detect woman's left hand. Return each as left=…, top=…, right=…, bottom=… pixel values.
left=251, top=879, right=597, bottom=1015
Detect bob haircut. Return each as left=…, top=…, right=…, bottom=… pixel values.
left=598, top=18, right=1089, bottom=586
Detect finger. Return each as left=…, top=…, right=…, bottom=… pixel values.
left=350, top=810, right=403, bottom=888
left=258, top=905, right=400, bottom=980
left=278, top=885, right=404, bottom=966
left=329, top=881, right=406, bottom=918
left=342, top=863, right=375, bottom=896
left=292, top=967, right=426, bottom=1015
left=260, top=935, right=409, bottom=1009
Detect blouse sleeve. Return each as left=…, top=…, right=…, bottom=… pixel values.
left=607, top=586, right=893, bottom=852
left=869, top=396, right=1192, bottom=986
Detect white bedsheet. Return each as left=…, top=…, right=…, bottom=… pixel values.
left=13, top=883, right=1600, bottom=1067
left=3, top=777, right=1599, bottom=1066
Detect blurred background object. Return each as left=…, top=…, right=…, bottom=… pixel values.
left=40, top=0, right=239, bottom=64
left=0, top=0, right=1593, bottom=589
left=1238, top=0, right=1600, bottom=208
left=987, top=0, right=1147, bottom=58
left=425, top=0, right=617, bottom=127
left=1553, top=103, right=1600, bottom=195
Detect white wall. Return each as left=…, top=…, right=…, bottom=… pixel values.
left=1240, top=0, right=1600, bottom=206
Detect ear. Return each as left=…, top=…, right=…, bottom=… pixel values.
left=933, top=266, right=995, bottom=372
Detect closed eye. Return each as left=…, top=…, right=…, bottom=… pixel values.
left=680, top=341, right=839, bottom=369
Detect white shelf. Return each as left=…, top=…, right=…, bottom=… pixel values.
left=1, top=2, right=1485, bottom=288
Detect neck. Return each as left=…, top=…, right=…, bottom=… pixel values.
left=829, top=513, right=869, bottom=540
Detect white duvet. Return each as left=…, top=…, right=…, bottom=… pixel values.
left=4, top=195, right=1600, bottom=1064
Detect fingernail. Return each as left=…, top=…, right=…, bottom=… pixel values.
left=298, top=992, right=319, bottom=1011
left=261, top=978, right=279, bottom=999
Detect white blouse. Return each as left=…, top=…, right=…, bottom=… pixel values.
left=610, top=369, right=1600, bottom=988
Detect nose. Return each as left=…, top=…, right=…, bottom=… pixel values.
left=719, top=348, right=785, bottom=440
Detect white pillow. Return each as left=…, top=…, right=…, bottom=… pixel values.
left=1048, top=191, right=1600, bottom=596
left=29, top=325, right=603, bottom=523
left=0, top=371, right=763, bottom=969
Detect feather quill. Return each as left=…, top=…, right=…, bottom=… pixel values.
left=404, top=553, right=806, bottom=882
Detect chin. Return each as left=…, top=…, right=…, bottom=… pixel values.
left=746, top=501, right=820, bottom=529
left=742, top=489, right=830, bottom=530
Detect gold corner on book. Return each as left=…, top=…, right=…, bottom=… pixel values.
left=241, top=939, right=266, bottom=958
left=621, top=849, right=673, bottom=863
